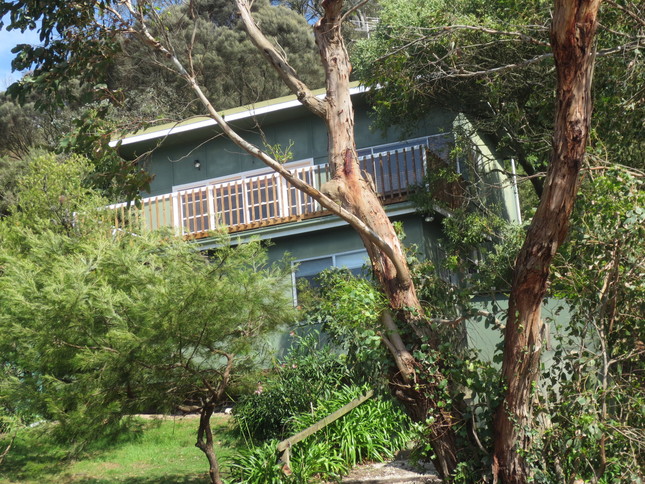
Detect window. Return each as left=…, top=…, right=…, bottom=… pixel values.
left=292, top=249, right=369, bottom=302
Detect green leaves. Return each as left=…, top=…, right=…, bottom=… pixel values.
left=0, top=165, right=296, bottom=444
left=233, top=384, right=410, bottom=483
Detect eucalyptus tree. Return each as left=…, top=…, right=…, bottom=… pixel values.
left=353, top=0, right=644, bottom=197
left=356, top=0, right=607, bottom=481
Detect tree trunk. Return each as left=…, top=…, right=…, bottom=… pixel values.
left=312, top=1, right=457, bottom=477
left=492, top=1, right=601, bottom=482
left=195, top=403, right=222, bottom=484
left=194, top=355, right=231, bottom=484
left=134, top=0, right=457, bottom=477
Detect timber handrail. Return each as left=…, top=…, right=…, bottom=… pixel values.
left=276, top=388, right=374, bottom=473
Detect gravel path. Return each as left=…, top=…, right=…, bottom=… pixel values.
left=341, top=450, right=441, bottom=483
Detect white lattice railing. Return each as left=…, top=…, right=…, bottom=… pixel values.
left=109, top=143, right=429, bottom=238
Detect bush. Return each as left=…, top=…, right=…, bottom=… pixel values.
left=231, top=384, right=411, bottom=483
left=234, top=332, right=353, bottom=441
left=230, top=440, right=286, bottom=484
left=291, top=384, right=412, bottom=467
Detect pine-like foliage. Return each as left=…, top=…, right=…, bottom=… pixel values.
left=0, top=153, right=296, bottom=447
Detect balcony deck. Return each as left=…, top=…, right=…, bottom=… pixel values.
left=110, top=142, right=436, bottom=239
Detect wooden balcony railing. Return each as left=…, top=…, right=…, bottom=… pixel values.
left=109, top=143, right=429, bottom=239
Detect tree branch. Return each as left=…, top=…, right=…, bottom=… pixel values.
left=119, top=0, right=407, bottom=280
left=380, top=311, right=417, bottom=382
left=340, top=0, right=370, bottom=24
left=605, top=0, right=645, bottom=28
left=236, top=0, right=326, bottom=118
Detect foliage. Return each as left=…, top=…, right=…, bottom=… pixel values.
left=407, top=166, right=645, bottom=482
left=232, top=384, right=411, bottom=483
left=353, top=0, right=645, bottom=196
left=531, top=167, right=645, bottom=482
left=5, top=151, right=102, bottom=232
left=58, top=103, right=153, bottom=202
left=291, top=384, right=411, bottom=467
left=410, top=162, right=525, bottom=295
left=0, top=93, right=55, bottom=159
left=234, top=332, right=354, bottom=442
left=233, top=324, right=411, bottom=481
left=0, top=155, right=28, bottom=217
left=0, top=224, right=295, bottom=441
left=0, top=153, right=296, bottom=465
left=0, top=0, right=325, bottom=203
left=300, top=268, right=392, bottom=384
left=230, top=438, right=349, bottom=484
left=230, top=440, right=288, bottom=484
left=3, top=0, right=324, bottom=119
left=0, top=95, right=151, bottom=202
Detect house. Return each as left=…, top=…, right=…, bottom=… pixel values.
left=111, top=84, right=521, bottom=299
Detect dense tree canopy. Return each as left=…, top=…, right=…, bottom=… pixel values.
left=353, top=0, right=644, bottom=196
left=3, top=0, right=323, bottom=122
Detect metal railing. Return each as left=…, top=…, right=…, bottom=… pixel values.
left=109, top=144, right=428, bottom=238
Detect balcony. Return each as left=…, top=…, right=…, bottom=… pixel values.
left=109, top=137, right=447, bottom=238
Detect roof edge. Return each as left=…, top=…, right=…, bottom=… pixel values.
left=110, top=82, right=367, bottom=148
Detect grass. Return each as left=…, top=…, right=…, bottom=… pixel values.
left=0, top=416, right=242, bottom=483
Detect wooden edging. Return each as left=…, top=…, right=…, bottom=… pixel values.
left=276, top=389, right=374, bottom=473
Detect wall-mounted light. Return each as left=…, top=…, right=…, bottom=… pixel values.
left=194, top=159, right=201, bottom=170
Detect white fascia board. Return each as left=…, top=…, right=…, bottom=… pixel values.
left=110, top=85, right=368, bottom=148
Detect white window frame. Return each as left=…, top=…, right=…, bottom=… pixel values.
left=291, top=249, right=369, bottom=304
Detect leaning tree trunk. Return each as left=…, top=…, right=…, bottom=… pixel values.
left=237, top=0, right=457, bottom=476
left=492, top=1, right=601, bottom=483
left=312, top=1, right=457, bottom=477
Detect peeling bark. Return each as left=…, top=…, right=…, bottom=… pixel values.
left=492, top=1, right=601, bottom=482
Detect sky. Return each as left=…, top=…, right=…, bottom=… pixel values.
left=0, top=15, right=40, bottom=90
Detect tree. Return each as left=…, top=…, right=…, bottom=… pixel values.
left=492, top=2, right=601, bottom=481
left=541, top=166, right=645, bottom=482
left=353, top=0, right=644, bottom=198
left=107, top=0, right=325, bottom=120
left=357, top=0, right=610, bottom=481
left=0, top=0, right=460, bottom=476
left=0, top=153, right=297, bottom=484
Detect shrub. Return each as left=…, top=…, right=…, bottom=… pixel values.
left=229, top=440, right=286, bottom=484
left=290, top=384, right=412, bottom=467
left=234, top=332, right=352, bottom=441
left=232, top=384, right=411, bottom=483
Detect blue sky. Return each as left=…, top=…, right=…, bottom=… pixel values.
left=0, top=16, right=40, bottom=90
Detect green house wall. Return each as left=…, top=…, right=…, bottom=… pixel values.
left=261, top=213, right=444, bottom=266
left=131, top=97, right=457, bottom=196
